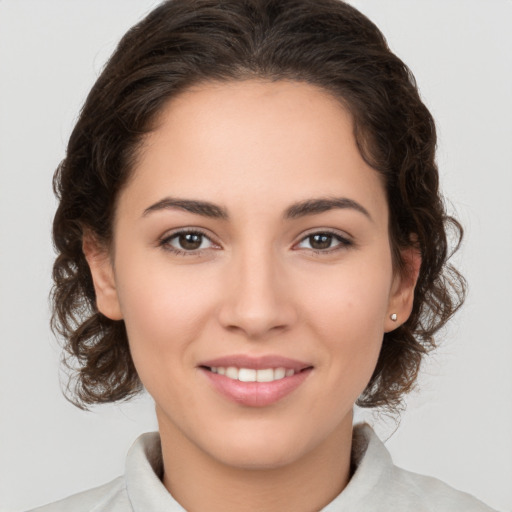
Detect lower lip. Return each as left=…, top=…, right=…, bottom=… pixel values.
left=201, top=368, right=313, bottom=407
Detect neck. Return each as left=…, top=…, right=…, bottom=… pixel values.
left=157, top=410, right=353, bottom=512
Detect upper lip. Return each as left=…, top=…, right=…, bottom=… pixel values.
left=199, top=354, right=312, bottom=371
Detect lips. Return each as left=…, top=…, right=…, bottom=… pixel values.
left=198, top=355, right=313, bottom=407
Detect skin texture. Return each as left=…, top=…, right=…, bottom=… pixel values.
left=84, top=80, right=419, bottom=512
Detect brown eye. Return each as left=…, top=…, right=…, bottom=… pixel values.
left=178, top=232, right=203, bottom=250
left=160, top=230, right=215, bottom=254
left=309, top=234, right=333, bottom=250
left=296, top=231, right=352, bottom=253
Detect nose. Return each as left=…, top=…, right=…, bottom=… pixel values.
left=217, top=245, right=298, bottom=340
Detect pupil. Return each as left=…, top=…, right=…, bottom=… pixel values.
left=310, top=234, right=332, bottom=250
left=179, top=233, right=202, bottom=250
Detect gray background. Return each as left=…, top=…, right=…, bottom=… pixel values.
left=0, top=1, right=511, bottom=511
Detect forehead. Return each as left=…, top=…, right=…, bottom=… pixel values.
left=121, top=79, right=388, bottom=225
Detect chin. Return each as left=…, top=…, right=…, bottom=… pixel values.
left=213, top=440, right=305, bottom=470
left=200, top=422, right=323, bottom=471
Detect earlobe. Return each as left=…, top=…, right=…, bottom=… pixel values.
left=385, top=246, right=421, bottom=332
left=82, top=233, right=123, bottom=321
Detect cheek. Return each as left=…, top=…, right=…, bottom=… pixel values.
left=301, top=258, right=392, bottom=338
left=298, top=254, right=392, bottom=382
left=113, top=253, right=217, bottom=384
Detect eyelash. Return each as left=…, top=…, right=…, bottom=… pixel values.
left=296, top=230, right=353, bottom=255
left=159, top=229, right=215, bottom=257
left=158, top=228, right=353, bottom=257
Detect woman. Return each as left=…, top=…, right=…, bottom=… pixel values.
left=29, top=0, right=497, bottom=510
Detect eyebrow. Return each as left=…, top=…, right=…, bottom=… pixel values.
left=284, top=197, right=372, bottom=221
left=143, top=198, right=228, bottom=219
left=142, top=196, right=372, bottom=221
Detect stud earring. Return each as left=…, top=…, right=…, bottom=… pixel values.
left=390, top=313, right=397, bottom=322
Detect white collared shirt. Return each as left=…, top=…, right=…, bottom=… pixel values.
left=30, top=424, right=497, bottom=512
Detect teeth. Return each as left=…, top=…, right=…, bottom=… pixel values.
left=226, top=367, right=238, bottom=379
left=274, top=367, right=286, bottom=380
left=238, top=368, right=256, bottom=382
left=256, top=368, right=274, bottom=382
left=209, top=366, right=295, bottom=382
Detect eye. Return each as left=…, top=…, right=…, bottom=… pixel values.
left=160, top=229, right=217, bottom=255
left=296, top=231, right=352, bottom=253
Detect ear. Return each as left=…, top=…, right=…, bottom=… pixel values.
left=384, top=246, right=421, bottom=332
left=82, top=232, right=123, bottom=321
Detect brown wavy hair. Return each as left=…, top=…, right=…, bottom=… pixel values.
left=52, top=0, right=465, bottom=411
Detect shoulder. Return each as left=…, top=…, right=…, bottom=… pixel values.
left=27, top=432, right=170, bottom=512
left=27, top=476, right=132, bottom=512
left=331, top=424, right=498, bottom=512
left=390, top=464, right=497, bottom=512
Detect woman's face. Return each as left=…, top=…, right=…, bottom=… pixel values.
left=87, top=80, right=415, bottom=469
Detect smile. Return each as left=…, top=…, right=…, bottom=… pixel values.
left=199, top=355, right=313, bottom=407
left=208, top=367, right=296, bottom=382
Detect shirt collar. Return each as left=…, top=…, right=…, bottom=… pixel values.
left=125, top=432, right=185, bottom=511
left=124, top=423, right=390, bottom=511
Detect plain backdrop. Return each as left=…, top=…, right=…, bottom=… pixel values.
left=0, top=1, right=511, bottom=511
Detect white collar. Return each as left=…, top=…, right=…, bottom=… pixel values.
left=124, top=424, right=387, bottom=511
